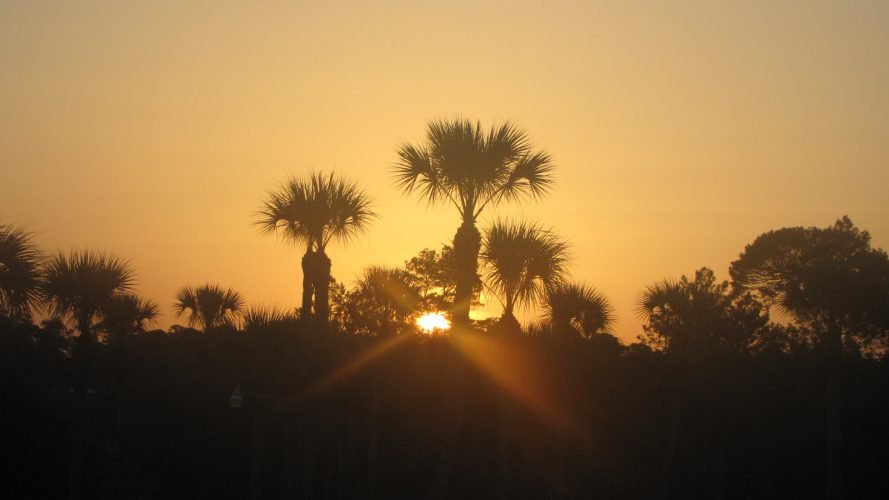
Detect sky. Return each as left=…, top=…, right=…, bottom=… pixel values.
left=2, top=0, right=888, bottom=342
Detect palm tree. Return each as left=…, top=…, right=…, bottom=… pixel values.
left=242, top=306, right=298, bottom=332
left=256, top=172, right=375, bottom=327
left=100, top=293, right=160, bottom=339
left=544, top=283, right=614, bottom=339
left=394, top=118, right=554, bottom=325
left=0, top=224, right=43, bottom=321
left=174, top=284, right=244, bottom=331
left=40, top=250, right=135, bottom=341
left=481, top=220, right=569, bottom=329
left=345, top=266, right=421, bottom=336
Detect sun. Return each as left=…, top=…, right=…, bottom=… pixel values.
left=417, top=312, right=450, bottom=334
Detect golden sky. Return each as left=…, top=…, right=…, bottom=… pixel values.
left=2, top=1, right=888, bottom=341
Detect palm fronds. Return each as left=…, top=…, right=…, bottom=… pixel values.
left=481, top=220, right=569, bottom=315
left=174, top=283, right=244, bottom=331
left=394, top=118, right=554, bottom=221
left=0, top=224, right=43, bottom=320
left=40, top=250, right=135, bottom=336
left=255, top=172, right=376, bottom=251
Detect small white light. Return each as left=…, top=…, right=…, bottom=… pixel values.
left=230, top=384, right=244, bottom=409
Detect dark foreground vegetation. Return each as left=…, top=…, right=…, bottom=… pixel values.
left=2, top=319, right=889, bottom=499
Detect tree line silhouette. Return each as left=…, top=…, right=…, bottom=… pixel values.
left=2, top=118, right=889, bottom=499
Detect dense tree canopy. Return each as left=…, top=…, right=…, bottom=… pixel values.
left=638, top=268, right=770, bottom=355
left=730, top=216, right=889, bottom=356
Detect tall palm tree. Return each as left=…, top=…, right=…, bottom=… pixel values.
left=40, top=250, right=135, bottom=341
left=0, top=224, right=43, bottom=321
left=174, top=283, right=244, bottom=331
left=544, top=283, right=614, bottom=339
left=394, top=118, right=554, bottom=325
left=481, top=220, right=569, bottom=327
left=256, top=172, right=375, bottom=327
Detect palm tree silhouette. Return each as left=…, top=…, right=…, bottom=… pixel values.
left=100, top=293, right=160, bottom=339
left=544, top=283, right=614, bottom=339
left=174, top=283, right=244, bottom=332
left=481, top=220, right=569, bottom=330
left=394, top=118, right=554, bottom=325
left=349, top=265, right=421, bottom=336
left=0, top=224, right=43, bottom=322
left=242, top=306, right=298, bottom=331
left=40, top=250, right=135, bottom=342
left=256, top=172, right=375, bottom=327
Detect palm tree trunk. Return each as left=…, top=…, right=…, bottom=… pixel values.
left=496, top=392, right=513, bottom=500
left=300, top=251, right=314, bottom=320
left=452, top=220, right=481, bottom=326
left=76, top=313, right=92, bottom=343
left=657, top=396, right=683, bottom=500
left=365, top=376, right=381, bottom=498
left=429, top=347, right=464, bottom=500
left=314, top=252, right=332, bottom=329
left=824, top=322, right=843, bottom=499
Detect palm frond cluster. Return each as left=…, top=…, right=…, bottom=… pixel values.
left=481, top=220, right=570, bottom=318
left=394, top=119, right=554, bottom=220
left=0, top=224, right=43, bottom=321
left=174, top=284, right=245, bottom=331
left=256, top=172, right=375, bottom=251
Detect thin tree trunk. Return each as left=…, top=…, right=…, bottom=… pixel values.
left=365, top=377, right=381, bottom=498
left=429, top=348, right=465, bottom=499
left=69, top=414, right=84, bottom=500
left=497, top=393, right=513, bottom=500
left=76, top=313, right=92, bottom=344
left=452, top=220, right=481, bottom=326
left=825, top=371, right=842, bottom=499
left=314, top=252, right=332, bottom=329
left=823, top=322, right=843, bottom=499
left=657, top=396, right=683, bottom=500
left=283, top=421, right=295, bottom=499
left=249, top=413, right=264, bottom=500
left=301, top=251, right=314, bottom=320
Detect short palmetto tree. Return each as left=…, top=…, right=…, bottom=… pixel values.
left=544, top=283, right=615, bottom=339
left=256, top=172, right=375, bottom=326
left=342, top=266, right=421, bottom=336
left=394, top=118, right=554, bottom=325
left=242, top=306, right=298, bottom=332
left=481, top=220, right=569, bottom=327
left=174, top=284, right=244, bottom=332
left=99, top=293, right=160, bottom=339
left=0, top=224, right=43, bottom=321
left=40, top=250, right=135, bottom=341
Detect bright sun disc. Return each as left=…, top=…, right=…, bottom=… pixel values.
left=417, top=312, right=450, bottom=333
